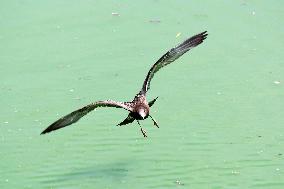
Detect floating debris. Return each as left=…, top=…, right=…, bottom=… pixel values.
left=252, top=11, right=256, bottom=15
left=149, top=19, right=161, bottom=23
left=175, top=180, right=184, bottom=185
left=78, top=76, right=92, bottom=80
left=193, top=14, right=209, bottom=19
left=176, top=32, right=181, bottom=38
left=231, top=170, right=240, bottom=175
left=4, top=121, right=8, bottom=124
left=69, top=89, right=74, bottom=92
left=112, top=12, right=120, bottom=16
left=274, top=81, right=281, bottom=85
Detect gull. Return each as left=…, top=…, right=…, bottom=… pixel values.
left=41, top=31, right=208, bottom=137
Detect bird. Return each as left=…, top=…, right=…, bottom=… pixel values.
left=41, top=31, right=208, bottom=137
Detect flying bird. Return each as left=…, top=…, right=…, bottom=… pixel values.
left=41, top=31, right=208, bottom=137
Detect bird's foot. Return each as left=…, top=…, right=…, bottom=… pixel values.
left=149, top=115, right=159, bottom=128
left=153, top=120, right=159, bottom=128
left=140, top=128, right=147, bottom=137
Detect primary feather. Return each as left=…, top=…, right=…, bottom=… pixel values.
left=41, top=100, right=132, bottom=134
left=141, top=31, right=207, bottom=94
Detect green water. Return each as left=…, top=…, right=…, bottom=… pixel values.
left=1, top=0, right=284, bottom=188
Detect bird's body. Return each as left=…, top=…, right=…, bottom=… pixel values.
left=131, top=97, right=149, bottom=120
left=41, top=31, right=208, bottom=137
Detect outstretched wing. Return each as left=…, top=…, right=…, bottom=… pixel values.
left=141, top=31, right=208, bottom=94
left=41, top=100, right=132, bottom=134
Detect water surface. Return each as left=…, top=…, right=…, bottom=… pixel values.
left=1, top=1, right=284, bottom=188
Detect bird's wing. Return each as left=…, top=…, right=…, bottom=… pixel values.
left=148, top=96, right=158, bottom=107
left=117, top=113, right=135, bottom=126
left=41, top=100, right=132, bottom=134
left=140, top=31, right=207, bottom=94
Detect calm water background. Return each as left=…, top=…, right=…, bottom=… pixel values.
left=1, top=0, right=284, bottom=188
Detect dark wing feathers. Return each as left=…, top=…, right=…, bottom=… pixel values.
left=41, top=100, right=132, bottom=134
left=117, top=113, right=135, bottom=126
left=141, top=31, right=207, bottom=94
left=148, top=96, right=158, bottom=107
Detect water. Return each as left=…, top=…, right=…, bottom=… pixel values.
left=1, top=1, right=284, bottom=188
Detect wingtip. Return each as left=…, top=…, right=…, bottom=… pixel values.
left=196, top=31, right=208, bottom=45
left=40, top=125, right=55, bottom=135
left=200, top=31, right=208, bottom=38
left=40, top=129, right=49, bottom=135
left=198, top=31, right=208, bottom=39
left=186, top=31, right=208, bottom=47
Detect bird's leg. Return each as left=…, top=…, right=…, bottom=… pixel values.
left=137, top=120, right=147, bottom=137
left=149, top=115, right=159, bottom=128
